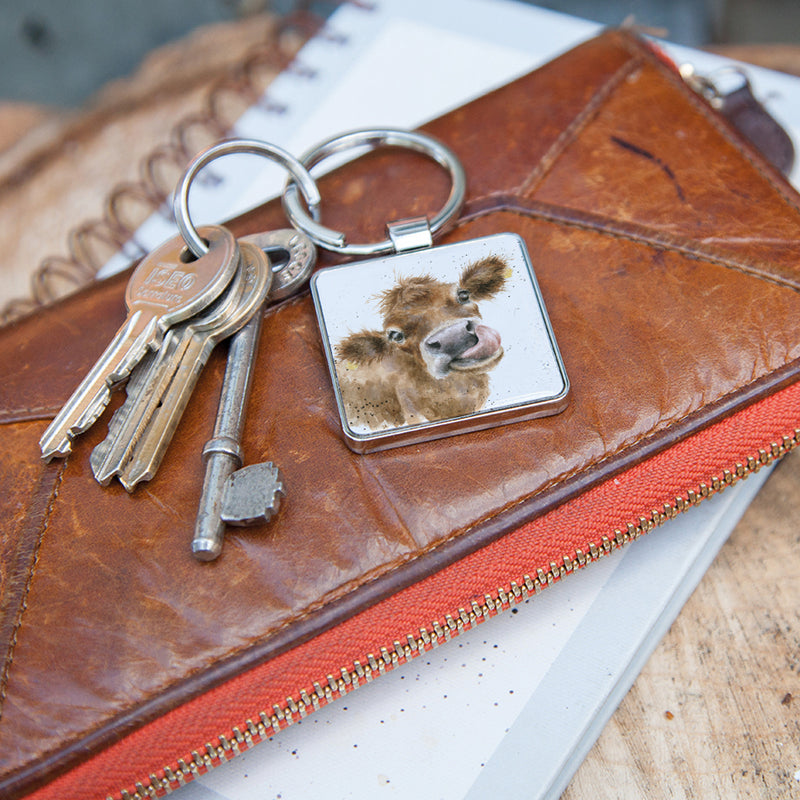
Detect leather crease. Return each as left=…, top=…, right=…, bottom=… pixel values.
left=0, top=455, right=66, bottom=719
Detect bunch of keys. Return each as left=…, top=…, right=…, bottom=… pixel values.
left=39, top=140, right=319, bottom=560
left=39, top=127, right=571, bottom=560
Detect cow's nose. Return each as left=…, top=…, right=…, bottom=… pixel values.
left=425, top=320, right=478, bottom=357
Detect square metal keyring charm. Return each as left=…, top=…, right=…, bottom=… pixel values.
left=311, top=233, right=570, bottom=453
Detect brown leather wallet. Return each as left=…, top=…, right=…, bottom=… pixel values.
left=2, top=28, right=800, bottom=800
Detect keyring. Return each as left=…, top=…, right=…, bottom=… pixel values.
left=281, top=128, right=467, bottom=256
left=174, top=139, right=322, bottom=259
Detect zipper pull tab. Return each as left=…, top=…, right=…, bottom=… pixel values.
left=680, top=63, right=795, bottom=176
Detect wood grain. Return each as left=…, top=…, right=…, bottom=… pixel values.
left=563, top=448, right=800, bottom=799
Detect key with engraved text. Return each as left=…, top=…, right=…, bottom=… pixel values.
left=89, top=257, right=248, bottom=485
left=39, top=226, right=239, bottom=460
left=118, top=241, right=272, bottom=489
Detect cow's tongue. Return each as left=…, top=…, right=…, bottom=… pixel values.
left=460, top=324, right=501, bottom=360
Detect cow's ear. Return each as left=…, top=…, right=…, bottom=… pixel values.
left=335, top=330, right=389, bottom=364
left=459, top=256, right=509, bottom=300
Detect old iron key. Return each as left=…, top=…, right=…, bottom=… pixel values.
left=39, top=225, right=239, bottom=460
left=192, top=228, right=316, bottom=561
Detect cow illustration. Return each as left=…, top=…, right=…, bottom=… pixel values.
left=334, top=255, right=509, bottom=430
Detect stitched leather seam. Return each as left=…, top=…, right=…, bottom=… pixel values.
left=518, top=54, right=643, bottom=196
left=452, top=200, right=800, bottom=294
left=0, top=405, right=60, bottom=422
left=617, top=31, right=800, bottom=219
left=0, top=459, right=66, bottom=719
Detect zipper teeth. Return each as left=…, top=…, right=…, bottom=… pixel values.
left=116, top=429, right=800, bottom=800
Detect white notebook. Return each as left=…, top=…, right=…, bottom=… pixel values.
left=174, top=468, right=770, bottom=800
left=104, top=1, right=799, bottom=797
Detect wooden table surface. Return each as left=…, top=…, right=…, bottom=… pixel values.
left=564, top=448, right=800, bottom=799
left=0, top=18, right=798, bottom=800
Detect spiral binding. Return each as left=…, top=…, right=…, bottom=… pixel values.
left=0, top=9, right=337, bottom=325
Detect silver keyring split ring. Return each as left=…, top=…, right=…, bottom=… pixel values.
left=281, top=128, right=467, bottom=257
left=174, top=139, right=322, bottom=259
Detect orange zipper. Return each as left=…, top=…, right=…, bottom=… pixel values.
left=21, top=379, right=800, bottom=800
left=119, top=422, right=798, bottom=800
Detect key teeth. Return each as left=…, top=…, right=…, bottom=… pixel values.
left=91, top=433, right=130, bottom=485
left=90, top=437, right=115, bottom=482
left=40, top=376, right=115, bottom=461
left=118, top=471, right=144, bottom=493
left=90, top=454, right=110, bottom=484
left=91, top=348, right=163, bottom=485
left=40, top=438, right=72, bottom=462
left=92, top=466, right=116, bottom=488
left=38, top=316, right=159, bottom=462
left=39, top=411, right=92, bottom=461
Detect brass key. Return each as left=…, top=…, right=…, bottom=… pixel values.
left=89, top=255, right=248, bottom=485
left=118, top=241, right=272, bottom=490
left=39, top=226, right=239, bottom=460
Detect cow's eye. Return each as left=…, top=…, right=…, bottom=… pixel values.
left=387, top=329, right=406, bottom=344
left=456, top=288, right=470, bottom=304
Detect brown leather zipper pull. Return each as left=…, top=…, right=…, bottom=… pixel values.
left=681, top=64, right=795, bottom=175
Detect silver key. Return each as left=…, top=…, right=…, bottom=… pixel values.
left=118, top=240, right=273, bottom=490
left=88, top=344, right=158, bottom=478
left=192, top=229, right=316, bottom=561
left=89, top=258, right=248, bottom=485
left=240, top=228, right=317, bottom=301
left=39, top=226, right=239, bottom=460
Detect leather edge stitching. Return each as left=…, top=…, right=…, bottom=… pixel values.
left=0, top=458, right=67, bottom=720
left=518, top=53, right=643, bottom=196
left=453, top=201, right=800, bottom=294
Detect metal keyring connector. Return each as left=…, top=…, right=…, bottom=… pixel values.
left=281, top=128, right=467, bottom=256
left=174, top=139, right=322, bottom=259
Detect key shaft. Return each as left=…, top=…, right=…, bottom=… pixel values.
left=192, top=229, right=316, bottom=560
left=192, top=311, right=264, bottom=560
left=90, top=262, right=247, bottom=484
